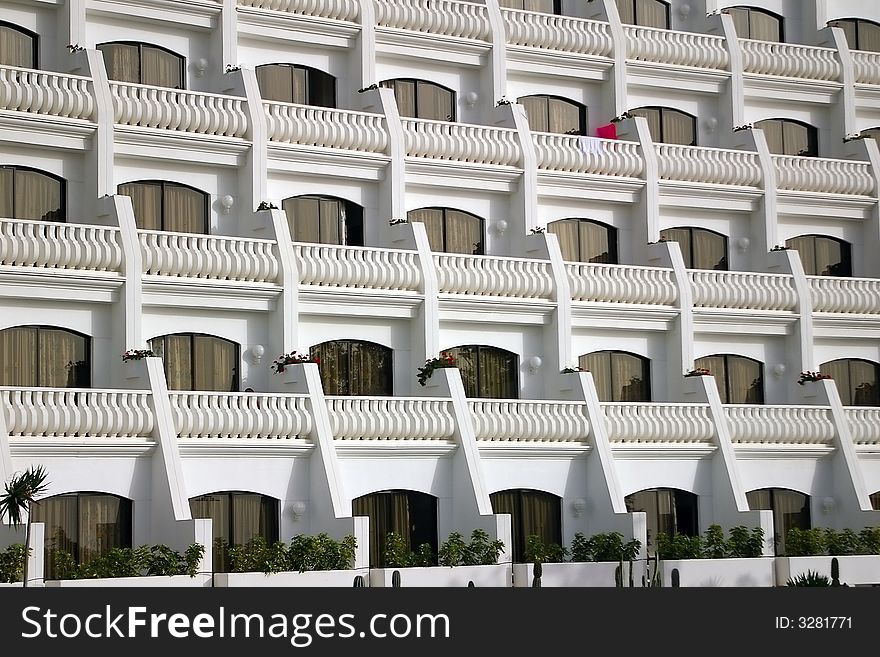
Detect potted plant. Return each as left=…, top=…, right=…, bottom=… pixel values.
left=417, top=352, right=456, bottom=387
left=797, top=371, right=832, bottom=385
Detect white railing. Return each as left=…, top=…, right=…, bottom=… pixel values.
left=689, top=270, right=797, bottom=311
left=656, top=144, right=761, bottom=187
left=533, top=134, right=643, bottom=178
left=740, top=39, right=841, bottom=81
left=111, top=82, right=249, bottom=137
left=845, top=408, right=880, bottom=444
left=139, top=231, right=281, bottom=283
left=0, top=65, right=95, bottom=120
left=295, top=243, right=422, bottom=291
left=772, top=156, right=874, bottom=196
left=624, top=25, right=728, bottom=70
left=469, top=400, right=590, bottom=442
left=0, top=388, right=154, bottom=438
left=0, top=219, right=123, bottom=272
left=169, top=392, right=313, bottom=439
left=401, top=118, right=521, bottom=167
left=725, top=405, right=835, bottom=444
left=434, top=253, right=554, bottom=299
left=264, top=102, right=388, bottom=154
left=236, top=0, right=360, bottom=21
left=567, top=262, right=678, bottom=306
left=808, top=276, right=880, bottom=314
left=602, top=403, right=714, bottom=443
left=327, top=397, right=455, bottom=440
left=500, top=8, right=612, bottom=57
left=374, top=0, right=489, bottom=40
left=850, top=50, right=880, bottom=85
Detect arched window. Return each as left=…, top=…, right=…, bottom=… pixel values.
left=828, top=18, right=880, bottom=52
left=352, top=490, right=438, bottom=568
left=283, top=195, right=363, bottom=246
left=407, top=207, right=484, bottom=254
left=149, top=333, right=239, bottom=391
left=695, top=354, right=764, bottom=404
left=754, top=118, right=818, bottom=157
left=0, top=326, right=90, bottom=387
left=190, top=492, right=279, bottom=573
left=310, top=340, right=393, bottom=396
left=0, top=21, right=38, bottom=68
left=443, top=345, right=519, bottom=399
left=380, top=79, right=456, bottom=121
left=118, top=180, right=208, bottom=233
left=548, top=219, right=617, bottom=263
left=97, top=42, right=184, bottom=89
left=32, top=492, right=132, bottom=580
left=629, top=106, right=696, bottom=145
left=820, top=359, right=879, bottom=406
left=579, top=350, right=651, bottom=402
left=490, top=489, right=561, bottom=563
left=727, top=6, right=784, bottom=42
left=0, top=165, right=65, bottom=222
left=499, top=0, right=561, bottom=14
left=255, top=64, right=336, bottom=107
left=746, top=488, right=810, bottom=556
left=861, top=127, right=880, bottom=141
left=625, top=488, right=698, bottom=555
left=518, top=95, right=586, bottom=135
left=616, top=0, right=670, bottom=29
left=785, top=235, right=852, bottom=277
left=660, top=226, right=728, bottom=270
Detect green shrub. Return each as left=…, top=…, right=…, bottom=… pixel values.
left=569, top=532, right=640, bottom=562
left=438, top=529, right=504, bottom=566
left=0, top=544, right=27, bottom=583
left=786, top=570, right=830, bottom=587
left=785, top=528, right=826, bottom=556
left=382, top=532, right=435, bottom=568
left=655, top=533, right=702, bottom=560
left=824, top=528, right=861, bottom=556
left=727, top=526, right=765, bottom=558
left=702, top=525, right=727, bottom=559
left=48, top=543, right=205, bottom=580
left=858, top=527, right=880, bottom=555
left=228, top=536, right=289, bottom=574
left=288, top=533, right=356, bottom=572
left=524, top=534, right=568, bottom=564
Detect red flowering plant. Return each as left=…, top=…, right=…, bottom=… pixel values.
left=417, top=352, right=456, bottom=386
left=272, top=351, right=320, bottom=374
left=122, top=349, right=155, bottom=362
left=684, top=368, right=712, bottom=377
left=797, top=371, right=832, bottom=385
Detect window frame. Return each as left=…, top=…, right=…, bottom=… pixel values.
left=547, top=218, right=618, bottom=263
left=0, top=20, right=39, bottom=69
left=819, top=358, right=880, bottom=407
left=0, top=164, right=66, bottom=222
left=660, top=226, right=728, bottom=271
left=310, top=339, right=394, bottom=396
left=254, top=63, right=337, bottom=107
left=97, top=41, right=186, bottom=89
left=406, top=206, right=485, bottom=255
left=380, top=78, right=457, bottom=122
left=695, top=353, right=764, bottom=404
left=443, top=344, right=519, bottom=399
left=828, top=17, right=880, bottom=51
left=625, top=488, right=699, bottom=554
left=629, top=106, right=697, bottom=146
left=746, top=488, right=810, bottom=556
left=0, top=325, right=91, bottom=387
left=352, top=490, right=438, bottom=568
left=578, top=350, right=651, bottom=402
left=727, top=6, right=785, bottom=42
left=118, top=180, right=209, bottom=234
left=754, top=118, right=818, bottom=157
left=517, top=94, right=587, bottom=136
left=283, top=194, right=364, bottom=246
left=490, top=489, right=562, bottom=563
left=149, top=332, right=240, bottom=392
left=785, top=234, right=852, bottom=277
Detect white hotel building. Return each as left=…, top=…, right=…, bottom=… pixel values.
left=1, top=0, right=880, bottom=583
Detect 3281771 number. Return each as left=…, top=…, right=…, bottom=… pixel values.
left=798, top=617, right=852, bottom=629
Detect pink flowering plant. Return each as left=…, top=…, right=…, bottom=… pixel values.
left=797, top=371, right=832, bottom=385
left=684, top=368, right=712, bottom=377
left=272, top=351, right=319, bottom=374
left=417, top=353, right=456, bottom=386
left=122, top=349, right=154, bottom=362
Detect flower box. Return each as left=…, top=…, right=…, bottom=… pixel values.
left=370, top=564, right=511, bottom=587
left=43, top=574, right=212, bottom=588
left=512, top=561, right=640, bottom=587
left=774, top=555, right=880, bottom=586
left=661, top=557, right=776, bottom=587
left=213, top=568, right=369, bottom=587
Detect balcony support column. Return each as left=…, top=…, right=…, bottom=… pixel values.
left=735, top=127, right=777, bottom=259
left=822, top=25, right=856, bottom=147
left=483, top=0, right=508, bottom=107
left=494, top=103, right=537, bottom=235
left=356, top=0, right=377, bottom=89
left=266, top=209, right=299, bottom=358
left=0, top=402, right=11, bottom=485
left=221, top=0, right=239, bottom=72
left=79, top=50, right=115, bottom=203
left=717, top=12, right=745, bottom=128
left=600, top=0, right=629, bottom=116
left=234, top=68, right=266, bottom=220
left=845, top=138, right=880, bottom=277
left=361, top=88, right=406, bottom=244
left=63, top=0, right=86, bottom=55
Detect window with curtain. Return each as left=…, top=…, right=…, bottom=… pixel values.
left=255, top=63, right=336, bottom=107
left=820, top=359, right=880, bottom=407
left=785, top=235, right=852, bottom=277
left=547, top=219, right=617, bottom=263
left=518, top=95, right=586, bottom=135
left=149, top=333, right=239, bottom=392
left=499, top=0, right=561, bottom=13
left=97, top=42, right=184, bottom=88
left=31, top=493, right=132, bottom=580
left=118, top=180, right=208, bottom=233
left=190, top=492, right=278, bottom=573
left=727, top=6, right=784, bottom=42
left=0, top=21, right=37, bottom=68
left=379, top=79, right=456, bottom=121
left=695, top=354, right=764, bottom=404
left=754, top=118, right=818, bottom=157
left=443, top=345, right=519, bottom=399
left=872, top=492, right=880, bottom=511
left=862, top=127, right=880, bottom=142
left=406, top=207, right=484, bottom=254
left=490, top=489, right=561, bottom=563
left=616, top=0, right=670, bottom=29
left=0, top=165, right=65, bottom=222
left=660, top=226, right=728, bottom=270
left=625, top=489, right=698, bottom=555
left=352, top=490, right=438, bottom=568
left=283, top=195, right=364, bottom=246
left=0, top=325, right=90, bottom=388
left=629, top=106, right=696, bottom=145
left=746, top=488, right=809, bottom=556
left=310, top=340, right=393, bottom=396
left=828, top=18, right=880, bottom=52
left=579, top=350, right=651, bottom=402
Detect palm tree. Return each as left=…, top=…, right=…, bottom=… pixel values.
left=0, top=466, right=49, bottom=587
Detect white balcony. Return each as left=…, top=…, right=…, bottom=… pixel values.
left=624, top=24, right=729, bottom=71
left=772, top=155, right=874, bottom=196
left=567, top=262, right=677, bottom=306
left=725, top=405, right=835, bottom=446
left=656, top=144, right=761, bottom=188
left=500, top=8, right=612, bottom=58
left=852, top=50, right=880, bottom=85
left=0, top=219, right=123, bottom=274
left=400, top=117, right=521, bottom=168
left=327, top=396, right=455, bottom=440
left=264, top=101, right=388, bottom=155
left=602, top=402, right=715, bottom=444
left=470, top=399, right=590, bottom=442
left=295, top=243, right=422, bottom=292
left=373, top=0, right=490, bottom=41
left=236, top=0, right=360, bottom=22
left=846, top=407, right=880, bottom=445
left=0, top=65, right=95, bottom=122
left=534, top=133, right=643, bottom=178
left=169, top=391, right=313, bottom=439
left=739, top=39, right=841, bottom=82
left=435, top=253, right=553, bottom=299
left=689, top=270, right=797, bottom=312
left=808, top=276, right=880, bottom=314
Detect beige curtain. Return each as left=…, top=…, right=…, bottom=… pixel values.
left=349, top=341, right=392, bottom=396
left=579, top=351, right=612, bottom=401
left=850, top=360, right=878, bottom=406
left=193, top=335, right=236, bottom=392
left=695, top=355, right=726, bottom=401
left=775, top=490, right=810, bottom=556
left=521, top=491, right=561, bottom=550
left=616, top=0, right=635, bottom=24
left=829, top=20, right=858, bottom=50
left=727, top=8, right=750, bottom=38
left=615, top=352, right=649, bottom=401
left=581, top=220, right=613, bottom=263
left=637, top=0, right=668, bottom=29
left=756, top=119, right=784, bottom=154
left=31, top=496, right=78, bottom=580
left=547, top=219, right=580, bottom=262
left=39, top=328, right=86, bottom=388
left=548, top=97, right=582, bottom=135
left=0, top=326, right=37, bottom=386
left=445, top=346, right=478, bottom=398
left=0, top=25, right=34, bottom=68
left=725, top=356, right=761, bottom=404
left=663, top=109, right=695, bottom=146
left=14, top=169, right=63, bottom=222
left=319, top=198, right=342, bottom=245
left=142, top=46, right=182, bottom=89
left=660, top=227, right=692, bottom=267
left=164, top=184, right=206, bottom=234
left=0, top=167, right=12, bottom=218
left=382, top=79, right=416, bottom=118
left=500, top=0, right=555, bottom=12
left=312, top=341, right=346, bottom=395
left=692, top=228, right=727, bottom=270
left=79, top=495, right=127, bottom=564
left=490, top=491, right=522, bottom=560
left=750, top=10, right=782, bottom=42
left=786, top=235, right=816, bottom=274
left=407, top=208, right=445, bottom=252
left=820, top=359, right=852, bottom=405
left=231, top=494, right=266, bottom=546
left=190, top=494, right=231, bottom=572
left=444, top=209, right=482, bottom=254
left=416, top=81, right=453, bottom=121
left=631, top=107, right=662, bottom=143
left=783, top=120, right=810, bottom=155
left=859, top=20, right=880, bottom=52
left=119, top=182, right=162, bottom=230
left=519, top=96, right=549, bottom=133
left=98, top=43, right=139, bottom=83
left=152, top=334, right=193, bottom=391
left=285, top=196, right=320, bottom=243
left=478, top=347, right=518, bottom=399
left=813, top=236, right=840, bottom=276
left=256, top=64, right=294, bottom=103
left=392, top=492, right=411, bottom=549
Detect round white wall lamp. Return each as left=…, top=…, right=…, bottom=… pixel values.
left=464, top=91, right=479, bottom=107
left=219, top=194, right=235, bottom=214
left=527, top=356, right=543, bottom=373
left=291, top=500, right=307, bottom=521
left=250, top=344, right=265, bottom=364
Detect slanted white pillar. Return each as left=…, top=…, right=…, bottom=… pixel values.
left=601, top=0, right=629, bottom=117
left=356, top=0, right=377, bottom=91
left=483, top=0, right=508, bottom=109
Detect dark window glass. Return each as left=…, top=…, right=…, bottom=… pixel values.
left=695, top=354, right=764, bottom=404
left=746, top=488, right=809, bottom=556
left=820, top=359, right=880, bottom=406
left=0, top=165, right=65, bottom=222
left=861, top=127, right=880, bottom=142
left=380, top=79, right=455, bottom=121
left=616, top=0, right=670, bottom=29
left=0, top=21, right=37, bottom=68
left=625, top=489, right=698, bottom=555
left=518, top=95, right=586, bottom=135
left=579, top=350, right=651, bottom=402
left=629, top=106, right=696, bottom=145
left=728, top=6, right=784, bottom=42
left=785, top=235, right=852, bottom=277
left=443, top=345, right=518, bottom=399
left=548, top=219, right=617, bottom=263
left=149, top=333, right=239, bottom=392
left=310, top=340, right=393, bottom=396
left=660, top=227, right=728, bottom=270
left=118, top=180, right=208, bottom=233
left=283, top=195, right=363, bottom=246
left=0, top=326, right=90, bottom=387
left=32, top=493, right=132, bottom=580
left=829, top=18, right=880, bottom=52
left=499, top=0, right=561, bottom=13
left=490, top=489, right=561, bottom=563
left=755, top=119, right=818, bottom=157
left=871, top=492, right=880, bottom=511
left=190, top=492, right=278, bottom=573
left=255, top=64, right=336, bottom=107
left=97, top=42, right=184, bottom=89
left=407, top=207, right=484, bottom=254
left=352, top=490, right=438, bottom=568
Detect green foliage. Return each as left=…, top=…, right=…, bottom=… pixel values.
left=786, top=570, right=830, bottom=587
left=524, top=534, right=568, bottom=564
left=702, top=525, right=727, bottom=559
left=228, top=536, right=289, bottom=574
left=569, top=532, right=640, bottom=563
left=382, top=532, right=435, bottom=568
left=858, top=527, right=880, bottom=555
left=0, top=466, right=50, bottom=529
left=824, top=529, right=861, bottom=556
left=655, top=533, right=703, bottom=560
left=0, top=544, right=27, bottom=583
left=438, top=529, right=504, bottom=566
left=47, top=543, right=205, bottom=580
left=727, top=526, right=766, bottom=558
left=288, top=533, right=356, bottom=573
left=785, top=528, right=826, bottom=556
